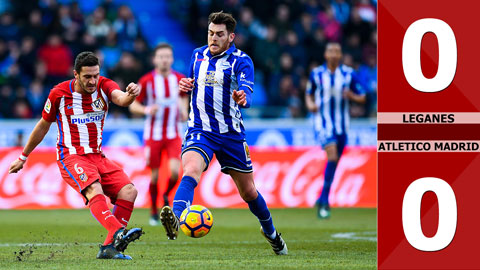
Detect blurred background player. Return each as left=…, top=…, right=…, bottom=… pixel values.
left=129, top=43, right=189, bottom=226
left=8, top=52, right=143, bottom=260
left=305, top=42, right=366, bottom=219
left=159, top=11, right=287, bottom=255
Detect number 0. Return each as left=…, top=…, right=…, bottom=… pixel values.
left=402, top=177, right=457, bottom=251
left=402, top=18, right=457, bottom=92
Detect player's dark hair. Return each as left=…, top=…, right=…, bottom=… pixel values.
left=153, top=42, right=173, bottom=54
left=74, top=51, right=99, bottom=73
left=326, top=42, right=342, bottom=51
left=208, top=11, right=236, bottom=33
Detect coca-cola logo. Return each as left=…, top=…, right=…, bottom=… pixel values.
left=0, top=147, right=375, bottom=209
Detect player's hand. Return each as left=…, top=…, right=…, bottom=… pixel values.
left=343, top=89, right=355, bottom=100
left=179, top=78, right=194, bottom=92
left=232, top=90, right=247, bottom=106
left=126, top=82, right=140, bottom=97
left=144, top=104, right=159, bottom=115
left=306, top=103, right=318, bottom=113
left=8, top=159, right=25, bottom=174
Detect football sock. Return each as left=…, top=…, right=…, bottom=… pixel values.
left=89, top=194, right=123, bottom=246
left=247, top=191, right=276, bottom=236
left=149, top=182, right=158, bottom=215
left=113, top=199, right=134, bottom=227
left=318, top=161, right=338, bottom=206
left=172, top=176, right=197, bottom=218
left=165, top=176, right=178, bottom=196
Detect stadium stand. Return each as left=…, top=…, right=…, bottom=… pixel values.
left=0, top=0, right=376, bottom=119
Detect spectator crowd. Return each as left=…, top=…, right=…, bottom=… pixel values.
left=0, top=0, right=377, bottom=119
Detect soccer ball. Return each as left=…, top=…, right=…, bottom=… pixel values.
left=179, top=205, right=213, bottom=238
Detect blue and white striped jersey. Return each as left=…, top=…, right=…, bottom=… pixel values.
left=187, top=44, right=254, bottom=139
left=306, top=64, right=365, bottom=137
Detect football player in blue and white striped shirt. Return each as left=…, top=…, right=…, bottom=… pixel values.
left=305, top=42, right=366, bottom=219
left=160, top=11, right=287, bottom=255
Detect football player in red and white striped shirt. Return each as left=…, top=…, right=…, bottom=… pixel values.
left=129, top=43, right=189, bottom=226
left=8, top=52, right=143, bottom=260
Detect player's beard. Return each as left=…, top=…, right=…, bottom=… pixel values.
left=209, top=39, right=230, bottom=55
left=78, top=79, right=97, bottom=94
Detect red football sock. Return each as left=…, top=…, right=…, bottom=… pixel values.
left=89, top=194, right=123, bottom=246
left=113, top=199, right=134, bottom=227
left=149, top=182, right=158, bottom=215
left=165, top=176, right=178, bottom=196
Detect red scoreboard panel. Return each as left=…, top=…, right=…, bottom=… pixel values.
left=378, top=0, right=480, bottom=269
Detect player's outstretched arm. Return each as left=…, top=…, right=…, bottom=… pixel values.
left=129, top=100, right=158, bottom=116
left=9, top=118, right=52, bottom=174
left=343, top=90, right=366, bottom=104
left=111, top=82, right=141, bottom=107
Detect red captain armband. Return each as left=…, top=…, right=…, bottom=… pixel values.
left=18, top=152, right=28, bottom=161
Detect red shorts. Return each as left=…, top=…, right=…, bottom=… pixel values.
left=144, top=137, right=182, bottom=169
left=57, top=153, right=132, bottom=204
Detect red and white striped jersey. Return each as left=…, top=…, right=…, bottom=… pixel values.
left=42, top=77, right=118, bottom=160
left=136, top=70, right=186, bottom=141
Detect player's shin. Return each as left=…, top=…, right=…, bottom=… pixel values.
left=113, top=199, right=134, bottom=226
left=247, top=191, right=276, bottom=238
left=172, top=176, right=197, bottom=218
left=318, top=161, right=338, bottom=206
left=149, top=182, right=159, bottom=215
left=89, top=194, right=124, bottom=245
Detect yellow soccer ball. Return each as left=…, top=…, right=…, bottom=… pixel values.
left=179, top=205, right=213, bottom=238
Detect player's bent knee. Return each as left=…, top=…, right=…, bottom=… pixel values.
left=83, top=180, right=103, bottom=200
left=118, top=184, right=137, bottom=201
left=240, top=186, right=258, bottom=202
left=183, top=163, right=203, bottom=180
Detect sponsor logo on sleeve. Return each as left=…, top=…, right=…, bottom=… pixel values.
left=44, top=98, right=51, bottom=113
left=239, top=72, right=254, bottom=85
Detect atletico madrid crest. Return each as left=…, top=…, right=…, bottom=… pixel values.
left=92, top=98, right=105, bottom=110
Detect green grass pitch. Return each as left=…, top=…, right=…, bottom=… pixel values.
left=0, top=208, right=376, bottom=269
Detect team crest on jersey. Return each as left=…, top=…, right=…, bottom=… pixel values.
left=205, top=71, right=216, bottom=86
left=92, top=98, right=105, bottom=110
left=44, top=98, right=51, bottom=113
left=79, top=173, right=88, bottom=182
left=243, top=142, right=251, bottom=161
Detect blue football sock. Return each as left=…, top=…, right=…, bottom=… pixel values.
left=172, top=176, right=197, bottom=218
left=247, top=191, right=276, bottom=236
left=318, top=161, right=338, bottom=206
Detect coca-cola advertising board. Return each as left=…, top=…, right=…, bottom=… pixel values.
left=0, top=147, right=376, bottom=209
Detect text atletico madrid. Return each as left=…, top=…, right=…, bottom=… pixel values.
left=378, top=142, right=479, bottom=151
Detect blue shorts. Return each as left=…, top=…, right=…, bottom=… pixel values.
left=181, top=129, right=253, bottom=174
left=318, top=133, right=347, bottom=157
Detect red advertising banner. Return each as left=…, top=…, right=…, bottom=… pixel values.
left=378, top=0, right=480, bottom=268
left=0, top=147, right=376, bottom=209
